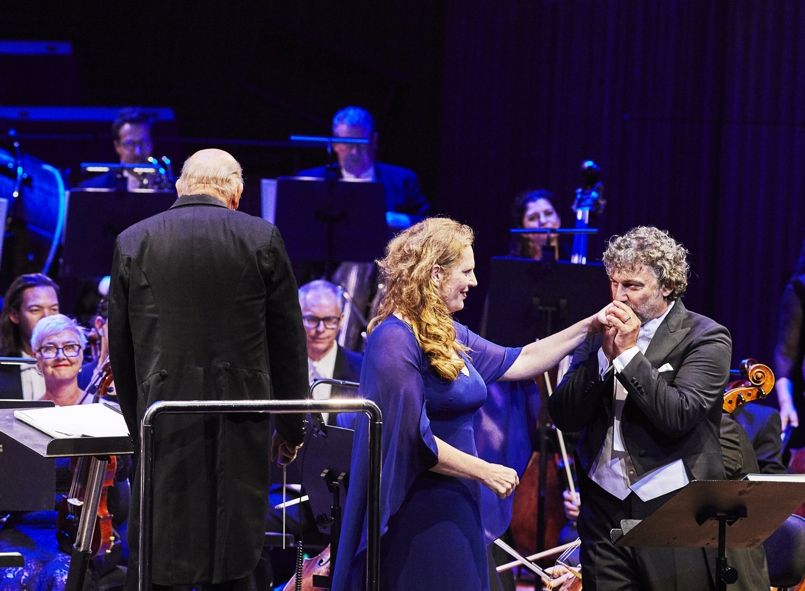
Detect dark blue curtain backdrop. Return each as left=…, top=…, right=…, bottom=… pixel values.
left=1, top=2, right=446, bottom=195
left=438, top=1, right=805, bottom=376
left=3, top=1, right=804, bottom=375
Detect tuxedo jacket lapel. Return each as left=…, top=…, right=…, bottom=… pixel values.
left=644, top=299, right=691, bottom=368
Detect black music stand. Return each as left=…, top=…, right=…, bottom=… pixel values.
left=274, top=177, right=386, bottom=267
left=60, top=189, right=176, bottom=278
left=0, top=404, right=55, bottom=511
left=611, top=478, right=805, bottom=591
left=0, top=357, right=28, bottom=399
left=482, top=257, right=608, bottom=346
left=298, top=422, right=355, bottom=590
left=0, top=406, right=133, bottom=591
left=482, top=257, right=608, bottom=576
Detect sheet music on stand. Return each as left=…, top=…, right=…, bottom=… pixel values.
left=0, top=404, right=134, bottom=591
left=14, top=402, right=129, bottom=439
left=0, top=405, right=132, bottom=458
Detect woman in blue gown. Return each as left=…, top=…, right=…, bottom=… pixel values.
left=331, top=218, right=606, bottom=591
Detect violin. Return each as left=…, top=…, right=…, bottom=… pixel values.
left=56, top=362, right=120, bottom=557
left=722, top=358, right=775, bottom=413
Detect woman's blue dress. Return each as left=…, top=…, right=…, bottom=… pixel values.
left=332, top=317, right=521, bottom=591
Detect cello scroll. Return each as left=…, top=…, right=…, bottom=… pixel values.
left=722, top=358, right=775, bottom=414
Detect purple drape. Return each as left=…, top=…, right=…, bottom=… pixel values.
left=439, top=1, right=805, bottom=387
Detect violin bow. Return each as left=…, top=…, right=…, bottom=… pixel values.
left=493, top=537, right=552, bottom=583
left=495, top=538, right=581, bottom=574
left=543, top=359, right=577, bottom=498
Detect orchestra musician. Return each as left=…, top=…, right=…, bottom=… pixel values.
left=109, top=148, right=308, bottom=590
left=299, top=279, right=363, bottom=420
left=549, top=226, right=732, bottom=590
left=297, top=105, right=430, bottom=231
left=295, top=106, right=432, bottom=349
left=496, top=189, right=576, bottom=585
left=78, top=295, right=114, bottom=392
left=33, top=313, right=131, bottom=556
left=32, top=314, right=88, bottom=407
left=774, top=238, right=805, bottom=448
left=79, top=107, right=171, bottom=192
left=510, top=189, right=563, bottom=261
left=0, top=273, right=61, bottom=400
left=0, top=314, right=129, bottom=589
left=331, top=217, right=610, bottom=591
left=263, top=280, right=363, bottom=585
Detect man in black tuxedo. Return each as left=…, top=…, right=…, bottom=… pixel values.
left=297, top=105, right=430, bottom=231
left=549, top=226, right=732, bottom=590
left=109, top=148, right=308, bottom=590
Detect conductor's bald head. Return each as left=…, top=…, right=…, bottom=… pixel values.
left=175, top=148, right=244, bottom=209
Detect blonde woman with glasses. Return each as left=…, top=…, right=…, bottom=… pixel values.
left=32, top=314, right=88, bottom=406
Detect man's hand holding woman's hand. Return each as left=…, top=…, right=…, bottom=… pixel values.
left=602, top=300, right=640, bottom=361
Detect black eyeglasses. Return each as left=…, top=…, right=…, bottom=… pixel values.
left=302, top=315, right=341, bottom=330
left=38, top=343, right=83, bottom=359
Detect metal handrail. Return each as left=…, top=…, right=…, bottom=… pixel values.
left=138, top=397, right=382, bottom=591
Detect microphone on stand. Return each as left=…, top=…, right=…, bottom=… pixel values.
left=572, top=160, right=605, bottom=215
left=570, top=160, right=605, bottom=265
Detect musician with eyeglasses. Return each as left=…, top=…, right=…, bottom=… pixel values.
left=259, top=280, right=364, bottom=586
left=300, top=280, right=363, bottom=422
left=0, top=313, right=130, bottom=589
left=31, top=314, right=87, bottom=406
left=79, top=107, right=172, bottom=191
